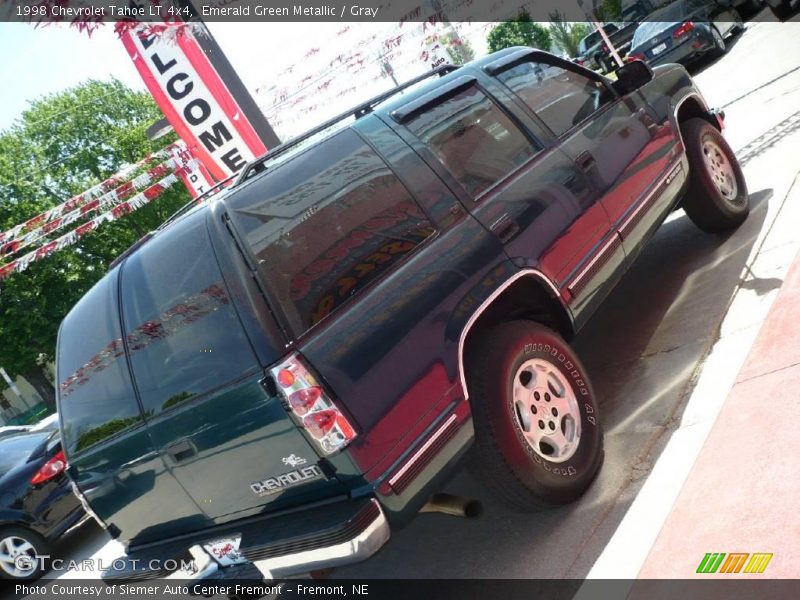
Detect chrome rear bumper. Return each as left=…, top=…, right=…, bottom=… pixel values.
left=251, top=499, right=390, bottom=577
left=103, top=498, right=390, bottom=582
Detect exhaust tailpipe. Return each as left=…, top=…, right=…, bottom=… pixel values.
left=419, top=493, right=483, bottom=518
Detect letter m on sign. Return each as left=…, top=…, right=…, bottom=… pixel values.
left=696, top=553, right=726, bottom=573
left=719, top=553, right=750, bottom=573
left=744, top=553, right=773, bottom=574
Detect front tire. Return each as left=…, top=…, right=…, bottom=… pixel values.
left=0, top=527, right=49, bottom=581
left=680, top=118, right=749, bottom=233
left=466, top=321, right=603, bottom=511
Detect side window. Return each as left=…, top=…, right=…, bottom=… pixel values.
left=120, top=210, right=257, bottom=417
left=57, top=271, right=143, bottom=454
left=228, top=129, right=436, bottom=335
left=496, top=61, right=615, bottom=136
left=406, top=86, right=539, bottom=199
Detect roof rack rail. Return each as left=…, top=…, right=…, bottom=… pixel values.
left=109, top=173, right=238, bottom=269
left=238, top=63, right=460, bottom=183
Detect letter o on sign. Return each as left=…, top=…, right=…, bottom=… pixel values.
left=184, top=98, right=211, bottom=126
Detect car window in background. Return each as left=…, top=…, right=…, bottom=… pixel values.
left=57, top=271, right=143, bottom=455
left=0, top=432, right=49, bottom=476
left=496, top=62, right=615, bottom=137
left=406, top=86, right=540, bottom=199
left=229, top=129, right=436, bottom=334
left=120, top=210, right=257, bottom=417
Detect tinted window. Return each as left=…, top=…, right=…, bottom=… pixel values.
left=406, top=87, right=538, bottom=199
left=0, top=432, right=49, bottom=475
left=229, top=129, right=435, bottom=334
left=57, top=271, right=142, bottom=454
left=496, top=62, right=615, bottom=137
left=120, top=211, right=257, bottom=416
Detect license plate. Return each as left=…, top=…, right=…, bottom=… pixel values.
left=203, top=535, right=247, bottom=567
left=651, top=42, right=667, bottom=56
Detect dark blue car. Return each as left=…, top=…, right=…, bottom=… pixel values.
left=629, top=0, right=743, bottom=67
left=0, top=431, right=85, bottom=580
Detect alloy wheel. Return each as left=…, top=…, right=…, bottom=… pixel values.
left=702, top=139, right=740, bottom=202
left=512, top=358, right=582, bottom=463
left=0, top=535, right=38, bottom=579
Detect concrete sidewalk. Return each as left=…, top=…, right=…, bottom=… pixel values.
left=637, top=237, right=800, bottom=578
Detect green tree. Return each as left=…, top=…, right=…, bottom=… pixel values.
left=487, top=11, right=552, bottom=53
left=596, top=0, right=624, bottom=22
left=443, top=31, right=476, bottom=65
left=0, top=79, right=190, bottom=410
left=549, top=18, right=591, bottom=58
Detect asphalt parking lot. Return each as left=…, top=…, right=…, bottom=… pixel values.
left=44, top=13, right=800, bottom=583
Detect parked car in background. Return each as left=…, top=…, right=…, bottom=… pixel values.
left=576, top=24, right=622, bottom=73
left=0, top=431, right=84, bottom=580
left=629, top=0, right=743, bottom=67
left=0, top=425, right=31, bottom=440
left=576, top=22, right=640, bottom=74
left=30, top=413, right=59, bottom=432
left=766, top=0, right=796, bottom=19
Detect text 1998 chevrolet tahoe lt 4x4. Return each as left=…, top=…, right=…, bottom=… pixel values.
left=55, top=48, right=748, bottom=582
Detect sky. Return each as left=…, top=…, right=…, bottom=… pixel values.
left=0, top=21, right=346, bottom=131
left=0, top=20, right=493, bottom=135
left=0, top=23, right=144, bottom=131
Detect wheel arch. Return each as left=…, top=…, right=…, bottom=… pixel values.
left=458, top=269, right=574, bottom=400
left=675, top=94, right=721, bottom=136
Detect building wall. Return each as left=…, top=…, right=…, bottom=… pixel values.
left=0, top=365, right=53, bottom=426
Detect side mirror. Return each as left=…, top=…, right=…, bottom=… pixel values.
left=615, top=60, right=655, bottom=94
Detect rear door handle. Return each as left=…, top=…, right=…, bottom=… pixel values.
left=576, top=151, right=597, bottom=173
left=490, top=214, right=520, bottom=243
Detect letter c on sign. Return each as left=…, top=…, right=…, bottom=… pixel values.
left=166, top=73, right=193, bottom=100
left=184, top=98, right=211, bottom=126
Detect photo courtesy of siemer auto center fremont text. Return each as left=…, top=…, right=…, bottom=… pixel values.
left=0, top=0, right=799, bottom=598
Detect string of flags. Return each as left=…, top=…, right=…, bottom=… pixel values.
left=0, top=157, right=184, bottom=259
left=0, top=143, right=183, bottom=247
left=0, top=141, right=202, bottom=283
left=0, top=171, right=182, bottom=282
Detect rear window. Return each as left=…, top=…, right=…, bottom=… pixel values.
left=632, top=2, right=688, bottom=45
left=228, top=129, right=436, bottom=336
left=57, top=271, right=143, bottom=455
left=0, top=432, right=49, bottom=475
left=120, top=210, right=258, bottom=417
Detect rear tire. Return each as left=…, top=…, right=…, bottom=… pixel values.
left=0, top=527, right=49, bottom=581
left=680, top=118, right=749, bottom=233
left=466, top=321, right=603, bottom=511
left=710, top=26, right=726, bottom=58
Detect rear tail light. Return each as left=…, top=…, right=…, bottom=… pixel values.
left=271, top=353, right=357, bottom=454
left=276, top=368, right=296, bottom=388
left=629, top=53, right=646, bottom=62
left=673, top=21, right=695, bottom=38
left=31, top=451, right=66, bottom=485
left=288, top=387, right=322, bottom=416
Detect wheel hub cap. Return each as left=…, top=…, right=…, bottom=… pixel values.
left=702, top=139, right=739, bottom=201
left=512, top=358, right=581, bottom=463
left=0, top=535, right=37, bottom=578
